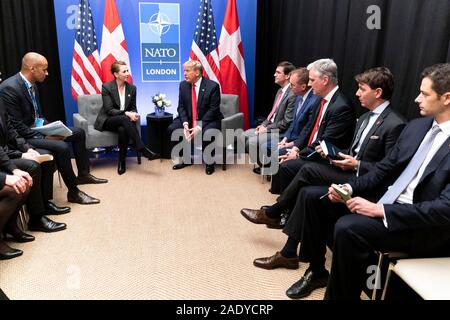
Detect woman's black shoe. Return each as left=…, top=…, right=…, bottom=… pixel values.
left=141, top=147, right=160, bottom=160
left=118, top=160, right=126, bottom=175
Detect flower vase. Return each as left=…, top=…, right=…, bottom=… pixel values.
left=155, top=106, right=165, bottom=117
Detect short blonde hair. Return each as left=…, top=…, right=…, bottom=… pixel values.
left=184, top=60, right=203, bottom=74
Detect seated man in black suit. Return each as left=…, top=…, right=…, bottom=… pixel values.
left=284, top=63, right=450, bottom=300
left=0, top=52, right=107, bottom=204
left=0, top=101, right=66, bottom=234
left=168, top=60, right=223, bottom=175
left=0, top=167, right=30, bottom=260
left=241, top=67, right=405, bottom=230
left=269, top=58, right=356, bottom=194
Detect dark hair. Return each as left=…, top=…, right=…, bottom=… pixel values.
left=421, top=63, right=450, bottom=96
left=277, top=61, right=296, bottom=75
left=354, top=67, right=394, bottom=100
left=290, top=68, right=309, bottom=85
left=111, top=61, right=127, bottom=75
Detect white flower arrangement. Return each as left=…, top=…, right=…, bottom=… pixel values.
left=152, top=93, right=171, bottom=109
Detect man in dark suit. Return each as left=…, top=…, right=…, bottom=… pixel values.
left=286, top=63, right=450, bottom=300
left=276, top=68, right=321, bottom=151
left=0, top=52, right=106, bottom=205
left=241, top=67, right=405, bottom=230
left=257, top=67, right=321, bottom=175
left=270, top=58, right=356, bottom=194
left=243, top=61, right=296, bottom=172
left=0, top=101, right=66, bottom=234
left=168, top=60, right=223, bottom=175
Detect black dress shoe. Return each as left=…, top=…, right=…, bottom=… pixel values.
left=118, top=160, right=126, bottom=175
left=0, top=242, right=23, bottom=260
left=2, top=229, right=35, bottom=243
left=253, top=167, right=261, bottom=174
left=172, top=163, right=192, bottom=170
left=45, top=200, right=71, bottom=215
left=0, top=288, right=9, bottom=300
left=141, top=147, right=160, bottom=160
left=76, top=173, right=108, bottom=185
left=205, top=164, right=215, bottom=175
left=286, top=268, right=329, bottom=299
left=28, top=216, right=67, bottom=233
left=68, top=189, right=100, bottom=205
left=266, top=211, right=289, bottom=229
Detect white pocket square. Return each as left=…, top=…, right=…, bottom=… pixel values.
left=370, top=135, right=380, bottom=139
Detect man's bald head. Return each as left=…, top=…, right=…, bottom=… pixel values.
left=21, top=52, right=48, bottom=83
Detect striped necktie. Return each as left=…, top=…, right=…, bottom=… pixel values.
left=378, top=125, right=441, bottom=204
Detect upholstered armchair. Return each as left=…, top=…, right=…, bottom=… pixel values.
left=219, top=94, right=244, bottom=170
left=73, top=94, right=141, bottom=163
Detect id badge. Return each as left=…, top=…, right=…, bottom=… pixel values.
left=35, top=117, right=44, bottom=127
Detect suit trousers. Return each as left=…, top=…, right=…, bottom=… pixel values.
left=277, top=161, right=354, bottom=215
left=0, top=185, right=29, bottom=234
left=291, top=186, right=412, bottom=300
left=103, top=115, right=145, bottom=162
left=168, top=118, right=221, bottom=164
left=26, top=127, right=90, bottom=191
left=325, top=213, right=413, bottom=300
left=10, top=158, right=49, bottom=216
left=270, top=157, right=316, bottom=194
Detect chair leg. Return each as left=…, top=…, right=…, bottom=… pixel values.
left=137, top=151, right=142, bottom=164
left=372, top=252, right=387, bottom=300
left=381, top=263, right=395, bottom=300
left=18, top=206, right=28, bottom=231
left=261, top=154, right=266, bottom=184
left=222, top=146, right=226, bottom=170
left=57, top=171, right=63, bottom=188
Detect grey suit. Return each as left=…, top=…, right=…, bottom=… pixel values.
left=244, top=86, right=296, bottom=164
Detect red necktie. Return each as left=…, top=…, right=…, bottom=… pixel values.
left=267, top=90, right=283, bottom=122
left=191, top=84, right=197, bottom=127
left=307, top=99, right=327, bottom=145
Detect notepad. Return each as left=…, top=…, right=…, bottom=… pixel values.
left=331, top=183, right=352, bottom=203
left=32, top=154, right=54, bottom=164
left=31, top=121, right=73, bottom=137
left=320, top=140, right=341, bottom=160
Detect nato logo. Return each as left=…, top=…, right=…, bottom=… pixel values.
left=139, top=3, right=181, bottom=82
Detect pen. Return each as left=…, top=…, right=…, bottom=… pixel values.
left=319, top=191, right=331, bottom=200
left=306, top=150, right=317, bottom=158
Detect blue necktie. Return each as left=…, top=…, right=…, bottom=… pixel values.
left=378, top=125, right=441, bottom=204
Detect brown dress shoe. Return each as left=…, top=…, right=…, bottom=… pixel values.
left=253, top=251, right=299, bottom=270
left=240, top=208, right=280, bottom=226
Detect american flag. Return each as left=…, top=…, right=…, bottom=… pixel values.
left=189, top=0, right=221, bottom=84
left=71, top=0, right=102, bottom=100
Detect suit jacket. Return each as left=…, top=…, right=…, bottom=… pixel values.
left=94, top=81, right=137, bottom=131
left=262, top=86, right=296, bottom=133
left=343, top=105, right=406, bottom=176
left=0, top=73, right=43, bottom=139
left=295, top=89, right=356, bottom=158
left=176, top=78, right=223, bottom=128
left=284, top=93, right=321, bottom=142
left=0, top=101, right=31, bottom=189
left=350, top=117, right=450, bottom=257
